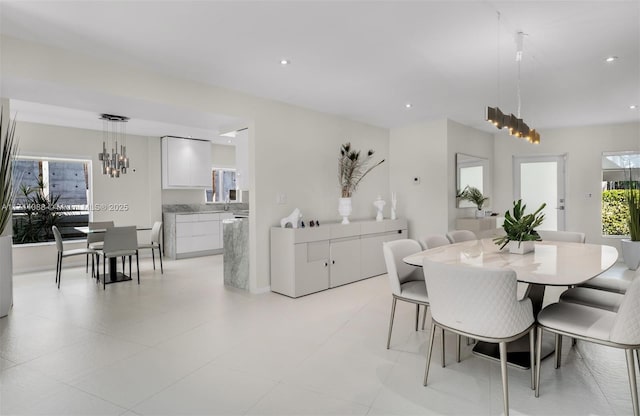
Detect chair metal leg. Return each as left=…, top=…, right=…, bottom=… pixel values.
left=85, top=253, right=89, bottom=273
left=535, top=327, right=543, bottom=398
left=103, top=255, right=106, bottom=290
left=136, top=252, right=140, bottom=284
left=423, top=323, right=437, bottom=386
left=499, top=341, right=510, bottom=416
left=529, top=327, right=536, bottom=390
left=421, top=304, right=427, bottom=330
left=151, top=248, right=156, bottom=270
left=456, top=334, right=461, bottom=363
left=56, top=253, right=61, bottom=288
left=466, top=337, right=474, bottom=346
left=386, top=297, right=397, bottom=349
left=441, top=327, right=445, bottom=368
left=158, top=244, right=163, bottom=274
left=555, top=334, right=562, bottom=369
left=415, top=304, right=419, bottom=331
left=625, top=349, right=639, bottom=416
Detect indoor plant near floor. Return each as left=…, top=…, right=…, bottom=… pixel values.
left=0, top=109, right=19, bottom=318
left=621, top=175, right=640, bottom=270
left=457, top=186, right=489, bottom=218
left=494, top=199, right=545, bottom=254
left=337, top=142, right=384, bottom=224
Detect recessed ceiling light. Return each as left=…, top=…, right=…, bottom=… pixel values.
left=280, top=59, right=290, bottom=65
left=605, top=56, right=618, bottom=63
left=405, top=103, right=412, bottom=109
left=631, top=105, right=638, bottom=110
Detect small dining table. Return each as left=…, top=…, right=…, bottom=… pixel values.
left=74, top=226, right=151, bottom=284
left=403, top=238, right=619, bottom=368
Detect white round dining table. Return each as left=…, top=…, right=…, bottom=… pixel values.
left=403, top=238, right=619, bottom=368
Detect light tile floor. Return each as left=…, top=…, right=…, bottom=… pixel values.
left=0, top=255, right=637, bottom=415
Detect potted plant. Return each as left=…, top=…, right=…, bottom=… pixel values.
left=0, top=109, right=18, bottom=318
left=337, top=142, right=384, bottom=224
left=621, top=173, right=640, bottom=270
left=457, top=186, right=489, bottom=218
left=494, top=199, right=546, bottom=254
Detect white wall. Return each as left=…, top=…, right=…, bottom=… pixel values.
left=11, top=121, right=162, bottom=272
left=1, top=35, right=389, bottom=291
left=390, top=119, right=448, bottom=239
left=446, top=119, right=494, bottom=231
left=493, top=121, right=640, bottom=251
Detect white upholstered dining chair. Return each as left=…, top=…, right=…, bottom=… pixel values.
left=535, top=276, right=640, bottom=416
left=445, top=230, right=476, bottom=243
left=536, top=229, right=586, bottom=243
left=86, top=221, right=114, bottom=277
left=418, top=234, right=450, bottom=250
left=96, top=226, right=139, bottom=290
left=52, top=225, right=96, bottom=289
left=138, top=221, right=163, bottom=273
left=382, top=239, right=429, bottom=349
left=422, top=260, right=535, bottom=416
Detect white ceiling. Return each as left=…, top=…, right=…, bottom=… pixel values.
left=1, top=1, right=639, bottom=133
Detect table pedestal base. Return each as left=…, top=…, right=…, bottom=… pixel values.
left=472, top=332, right=554, bottom=370
left=107, top=258, right=131, bottom=285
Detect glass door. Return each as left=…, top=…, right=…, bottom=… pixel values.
left=513, top=155, right=566, bottom=231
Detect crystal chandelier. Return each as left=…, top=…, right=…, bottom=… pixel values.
left=98, top=114, right=130, bottom=178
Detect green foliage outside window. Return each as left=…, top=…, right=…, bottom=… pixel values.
left=602, top=190, right=629, bottom=236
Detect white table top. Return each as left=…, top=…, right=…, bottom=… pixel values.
left=403, top=238, right=619, bottom=286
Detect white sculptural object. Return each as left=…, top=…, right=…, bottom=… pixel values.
left=391, top=192, right=397, bottom=220
left=280, top=208, right=302, bottom=228
left=373, top=195, right=386, bottom=221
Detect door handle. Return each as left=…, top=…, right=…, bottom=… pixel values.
left=332, top=260, right=335, bottom=265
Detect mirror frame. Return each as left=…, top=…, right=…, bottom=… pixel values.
left=456, top=153, right=490, bottom=209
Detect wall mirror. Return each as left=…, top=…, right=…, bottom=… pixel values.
left=456, top=153, right=489, bottom=208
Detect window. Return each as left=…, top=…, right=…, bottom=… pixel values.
left=602, top=152, right=640, bottom=236
left=12, top=157, right=91, bottom=244
left=205, top=168, right=236, bottom=203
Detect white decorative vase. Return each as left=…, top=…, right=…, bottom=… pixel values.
left=338, top=197, right=352, bottom=225
left=621, top=239, right=640, bottom=270
left=0, top=235, right=13, bottom=318
left=508, top=240, right=535, bottom=255
left=475, top=209, right=485, bottom=218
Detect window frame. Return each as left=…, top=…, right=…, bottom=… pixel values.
left=205, top=167, right=237, bottom=203
left=12, top=155, right=94, bottom=245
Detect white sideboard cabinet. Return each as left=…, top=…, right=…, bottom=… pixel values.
left=161, top=136, right=212, bottom=189
left=270, top=219, right=408, bottom=298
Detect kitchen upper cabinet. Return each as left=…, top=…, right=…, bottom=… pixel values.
left=162, top=136, right=212, bottom=189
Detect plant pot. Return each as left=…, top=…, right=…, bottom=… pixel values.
left=338, top=197, right=352, bottom=224
left=508, top=240, right=535, bottom=255
left=0, top=235, right=13, bottom=318
left=475, top=209, right=485, bottom=218
left=621, top=239, right=640, bottom=270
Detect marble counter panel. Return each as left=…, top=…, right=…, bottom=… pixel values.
left=223, top=218, right=249, bottom=290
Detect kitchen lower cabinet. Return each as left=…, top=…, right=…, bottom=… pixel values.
left=270, top=219, right=407, bottom=297
left=164, top=211, right=234, bottom=259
